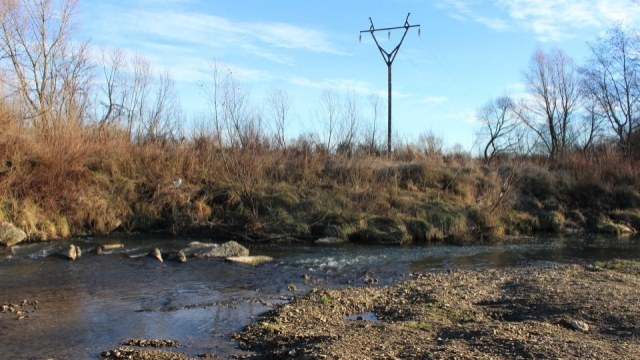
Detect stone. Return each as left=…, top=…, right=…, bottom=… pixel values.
left=180, top=241, right=249, bottom=259
left=0, top=221, right=27, bottom=247
left=96, top=243, right=124, bottom=254
left=570, top=319, right=589, bottom=332
left=151, top=248, right=163, bottom=262
left=179, top=241, right=218, bottom=258
left=177, top=251, right=187, bottom=263
left=226, top=255, right=273, bottom=265
left=315, top=237, right=347, bottom=245
left=67, top=244, right=82, bottom=260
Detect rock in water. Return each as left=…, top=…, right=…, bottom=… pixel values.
left=180, top=240, right=249, bottom=259
left=177, top=251, right=187, bottom=263
left=151, top=248, right=163, bottom=262
left=226, top=255, right=274, bottom=265
left=217, top=241, right=250, bottom=257
left=96, top=243, right=124, bottom=254
left=315, top=237, right=347, bottom=245
left=0, top=221, right=27, bottom=247
left=179, top=241, right=218, bottom=258
left=67, top=244, right=82, bottom=260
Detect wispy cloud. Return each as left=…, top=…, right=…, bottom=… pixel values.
left=81, top=0, right=349, bottom=89
left=497, top=0, right=600, bottom=41
left=446, top=108, right=480, bottom=125
left=439, top=0, right=640, bottom=42
left=418, top=96, right=449, bottom=105
left=288, top=76, right=414, bottom=99
left=438, top=0, right=510, bottom=31
left=250, top=22, right=347, bottom=55
left=86, top=4, right=347, bottom=61
left=289, top=76, right=379, bottom=95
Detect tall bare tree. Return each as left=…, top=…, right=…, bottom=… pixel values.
left=96, top=48, right=127, bottom=129
left=581, top=25, right=640, bottom=156
left=136, top=70, right=182, bottom=142
left=208, top=62, right=260, bottom=149
left=573, top=94, right=605, bottom=153
left=265, top=87, right=291, bottom=149
left=315, top=90, right=342, bottom=151
left=0, top=0, right=90, bottom=134
left=519, top=48, right=581, bottom=157
left=338, top=91, right=360, bottom=156
left=477, top=96, right=521, bottom=162
left=363, top=93, right=382, bottom=154
left=95, top=50, right=181, bottom=141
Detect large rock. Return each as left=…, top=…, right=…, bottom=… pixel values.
left=150, top=248, right=163, bottom=262
left=179, top=241, right=249, bottom=259
left=67, top=244, right=82, bottom=260
left=0, top=221, right=27, bottom=247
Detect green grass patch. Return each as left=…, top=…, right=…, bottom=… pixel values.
left=595, top=259, right=640, bottom=275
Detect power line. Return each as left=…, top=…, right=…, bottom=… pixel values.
left=360, top=13, right=420, bottom=155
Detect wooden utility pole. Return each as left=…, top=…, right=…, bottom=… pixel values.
left=360, top=13, right=420, bottom=156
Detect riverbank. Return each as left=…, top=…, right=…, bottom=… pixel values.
left=234, top=261, right=640, bottom=359
left=2, top=131, right=640, bottom=248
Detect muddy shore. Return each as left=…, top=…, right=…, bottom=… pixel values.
left=233, top=262, right=639, bottom=359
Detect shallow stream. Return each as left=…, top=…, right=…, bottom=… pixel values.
left=0, top=234, right=638, bottom=359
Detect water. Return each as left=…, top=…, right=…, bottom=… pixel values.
left=0, top=234, right=638, bottom=359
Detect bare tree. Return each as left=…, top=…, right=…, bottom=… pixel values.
left=581, top=25, right=640, bottom=156
left=222, top=72, right=257, bottom=148
left=207, top=61, right=260, bottom=149
left=362, top=93, right=382, bottom=154
left=94, top=50, right=181, bottom=142
left=477, top=96, right=520, bottom=162
left=0, top=0, right=91, bottom=133
left=573, top=94, right=606, bottom=153
left=136, top=70, right=182, bottom=142
left=337, top=91, right=360, bottom=156
left=417, top=130, right=443, bottom=156
left=265, top=87, right=291, bottom=149
left=314, top=90, right=342, bottom=151
left=96, top=48, right=127, bottom=129
left=519, top=48, right=581, bottom=157
left=123, top=54, right=152, bottom=138
left=205, top=61, right=265, bottom=218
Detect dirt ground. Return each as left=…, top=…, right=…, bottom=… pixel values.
left=234, top=263, right=640, bottom=359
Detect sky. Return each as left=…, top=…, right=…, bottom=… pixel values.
left=77, top=0, right=640, bottom=151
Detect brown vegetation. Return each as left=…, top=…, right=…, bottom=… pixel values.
left=1, top=101, right=640, bottom=244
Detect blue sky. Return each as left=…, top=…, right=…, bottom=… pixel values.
left=78, top=0, right=640, bottom=150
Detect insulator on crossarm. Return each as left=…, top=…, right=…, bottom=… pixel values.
left=359, top=33, right=362, bottom=43
left=388, top=31, right=390, bottom=40
left=418, top=27, right=421, bottom=37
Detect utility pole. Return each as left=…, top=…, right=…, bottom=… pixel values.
left=360, top=13, right=420, bottom=156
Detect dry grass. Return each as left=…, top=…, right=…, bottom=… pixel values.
left=1, top=100, right=640, bottom=243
